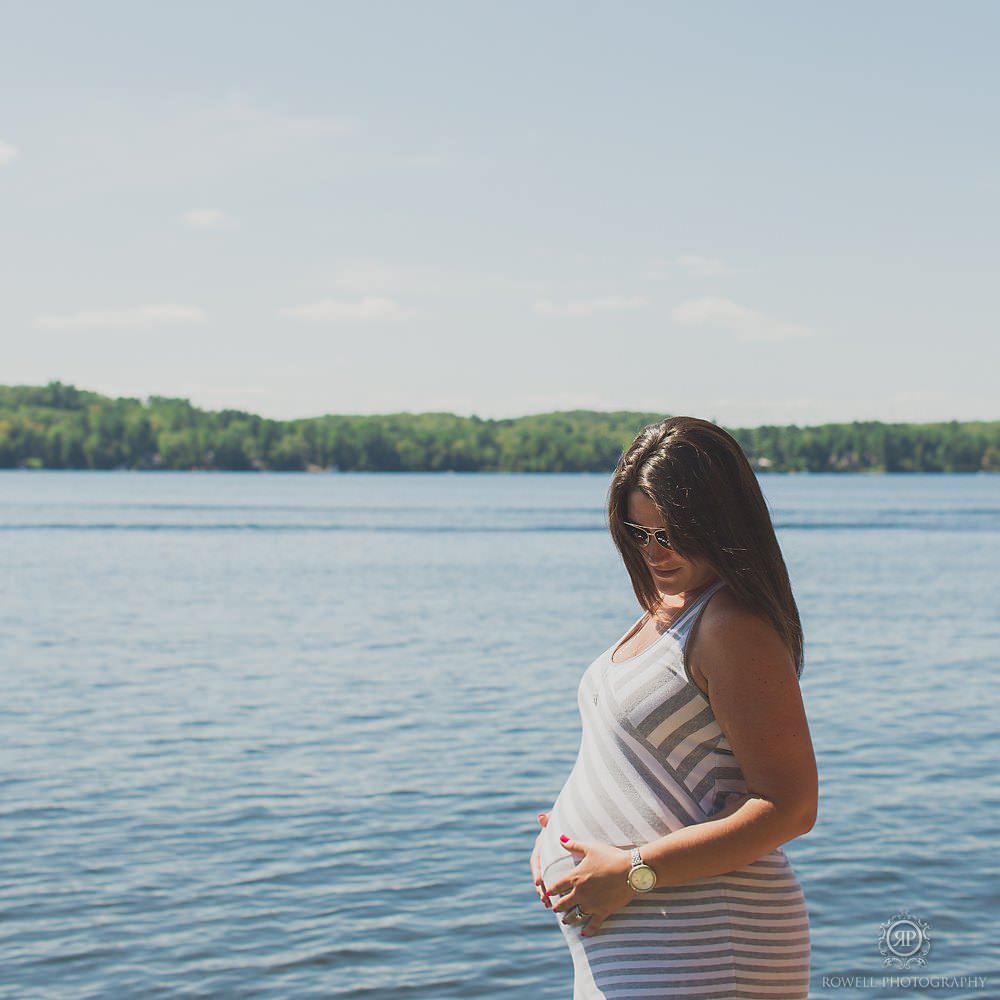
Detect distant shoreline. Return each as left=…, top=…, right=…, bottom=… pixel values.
left=3, top=382, right=999, bottom=474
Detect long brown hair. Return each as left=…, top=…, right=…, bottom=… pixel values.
left=607, top=416, right=804, bottom=677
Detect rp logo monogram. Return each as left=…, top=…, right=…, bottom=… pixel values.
left=878, top=911, right=931, bottom=969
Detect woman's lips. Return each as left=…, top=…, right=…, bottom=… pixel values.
left=651, top=566, right=679, bottom=576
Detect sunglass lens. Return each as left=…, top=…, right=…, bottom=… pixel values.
left=625, top=524, right=650, bottom=545
left=654, top=530, right=673, bottom=549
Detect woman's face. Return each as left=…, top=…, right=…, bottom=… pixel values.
left=624, top=489, right=719, bottom=598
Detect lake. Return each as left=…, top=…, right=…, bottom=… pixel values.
left=1, top=471, right=997, bottom=999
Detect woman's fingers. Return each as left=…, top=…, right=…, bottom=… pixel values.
left=581, top=912, right=606, bottom=937
left=530, top=839, right=551, bottom=907
left=534, top=858, right=550, bottom=905
left=549, top=885, right=578, bottom=914
left=533, top=875, right=551, bottom=905
left=531, top=860, right=550, bottom=906
left=558, top=833, right=585, bottom=854
left=531, top=812, right=552, bottom=907
left=534, top=870, right=551, bottom=907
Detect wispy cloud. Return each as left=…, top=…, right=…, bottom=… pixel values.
left=36, top=93, right=356, bottom=191
left=644, top=258, right=674, bottom=281
left=646, top=255, right=732, bottom=280
left=398, top=137, right=460, bottom=169
left=33, top=304, right=208, bottom=331
left=0, top=141, right=19, bottom=167
left=677, top=255, right=730, bottom=278
left=278, top=297, right=418, bottom=323
left=671, top=296, right=811, bottom=340
left=331, top=259, right=528, bottom=299
left=202, top=95, right=354, bottom=144
left=533, top=296, right=647, bottom=318
left=182, top=208, right=230, bottom=230
left=333, top=262, right=435, bottom=296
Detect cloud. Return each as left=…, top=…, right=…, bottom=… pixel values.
left=0, top=142, right=19, bottom=166
left=278, top=297, right=417, bottom=323
left=37, top=93, right=355, bottom=191
left=33, top=304, right=208, bottom=331
left=182, top=208, right=229, bottom=230
left=331, top=259, right=528, bottom=299
left=533, top=296, right=647, bottom=318
left=671, top=296, right=811, bottom=340
left=334, top=262, right=425, bottom=296
left=398, top=137, right=460, bottom=169
left=645, top=255, right=731, bottom=280
left=177, top=94, right=353, bottom=152
left=644, top=258, right=674, bottom=281
left=212, top=96, right=353, bottom=141
left=677, top=255, right=730, bottom=278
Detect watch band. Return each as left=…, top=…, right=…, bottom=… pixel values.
left=630, top=847, right=643, bottom=867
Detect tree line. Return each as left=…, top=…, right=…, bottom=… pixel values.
left=1, top=382, right=997, bottom=473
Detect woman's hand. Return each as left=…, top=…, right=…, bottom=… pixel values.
left=546, top=835, right=636, bottom=936
left=530, top=812, right=551, bottom=908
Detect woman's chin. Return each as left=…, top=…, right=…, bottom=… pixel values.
left=651, top=568, right=682, bottom=591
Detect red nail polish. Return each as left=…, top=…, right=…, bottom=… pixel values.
left=560, top=835, right=569, bottom=843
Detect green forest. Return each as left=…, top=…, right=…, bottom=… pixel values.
left=1, top=382, right=998, bottom=473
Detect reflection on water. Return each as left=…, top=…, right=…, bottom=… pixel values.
left=2, top=472, right=997, bottom=998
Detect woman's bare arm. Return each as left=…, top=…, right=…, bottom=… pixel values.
left=546, top=597, right=817, bottom=934
left=638, top=595, right=817, bottom=883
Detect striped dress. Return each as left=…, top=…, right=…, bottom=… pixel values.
left=536, top=581, right=811, bottom=999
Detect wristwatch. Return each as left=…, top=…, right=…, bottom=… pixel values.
left=626, top=846, right=657, bottom=892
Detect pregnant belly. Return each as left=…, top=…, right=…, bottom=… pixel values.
left=536, top=796, right=584, bottom=885
left=536, top=798, right=634, bottom=887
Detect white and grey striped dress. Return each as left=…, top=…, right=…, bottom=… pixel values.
left=537, top=581, right=811, bottom=999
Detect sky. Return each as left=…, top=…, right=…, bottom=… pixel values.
left=1, top=1, right=997, bottom=425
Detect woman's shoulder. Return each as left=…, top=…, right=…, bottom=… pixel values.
left=692, top=584, right=794, bottom=673
left=700, top=582, right=774, bottom=630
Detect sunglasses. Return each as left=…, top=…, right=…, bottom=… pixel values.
left=622, top=521, right=675, bottom=550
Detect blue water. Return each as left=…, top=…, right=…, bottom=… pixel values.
left=2, top=472, right=997, bottom=1000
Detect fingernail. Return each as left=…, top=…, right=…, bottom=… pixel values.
left=537, top=813, right=545, bottom=821
left=559, top=835, right=569, bottom=843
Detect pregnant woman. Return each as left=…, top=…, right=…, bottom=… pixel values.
left=530, top=416, right=816, bottom=999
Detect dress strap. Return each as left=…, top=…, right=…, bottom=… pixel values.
left=670, top=579, right=727, bottom=641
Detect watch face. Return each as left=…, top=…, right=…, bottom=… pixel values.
left=629, top=865, right=657, bottom=892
